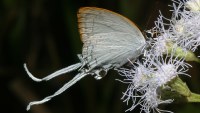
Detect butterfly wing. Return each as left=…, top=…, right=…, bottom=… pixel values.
left=78, top=7, right=146, bottom=72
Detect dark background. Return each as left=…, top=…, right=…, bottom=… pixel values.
left=1, top=0, right=200, bottom=113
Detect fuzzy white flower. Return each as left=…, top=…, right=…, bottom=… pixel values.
left=173, top=14, right=200, bottom=51
left=141, top=87, right=173, bottom=113
left=169, top=0, right=200, bottom=51
left=147, top=0, right=200, bottom=53
left=117, top=55, right=190, bottom=113
left=117, top=0, right=200, bottom=112
left=149, top=33, right=174, bottom=56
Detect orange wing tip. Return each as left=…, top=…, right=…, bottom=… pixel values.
left=78, top=7, right=106, bottom=13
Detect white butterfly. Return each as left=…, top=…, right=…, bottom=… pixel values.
left=24, top=7, right=146, bottom=110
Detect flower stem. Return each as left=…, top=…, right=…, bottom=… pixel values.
left=187, top=92, right=200, bottom=102
left=184, top=50, right=200, bottom=63
left=167, top=43, right=200, bottom=63
left=167, top=77, right=200, bottom=103
left=169, top=77, right=190, bottom=97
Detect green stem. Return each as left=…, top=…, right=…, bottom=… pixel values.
left=183, top=50, right=200, bottom=63
left=187, top=92, right=200, bottom=102
left=167, top=42, right=200, bottom=63
left=169, top=77, right=191, bottom=97
left=167, top=77, right=200, bottom=103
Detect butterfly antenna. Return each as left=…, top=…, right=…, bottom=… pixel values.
left=24, top=63, right=82, bottom=82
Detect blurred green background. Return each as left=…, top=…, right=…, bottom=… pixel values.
left=1, top=0, right=200, bottom=113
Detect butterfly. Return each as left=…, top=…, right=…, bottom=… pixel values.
left=24, top=7, right=146, bottom=110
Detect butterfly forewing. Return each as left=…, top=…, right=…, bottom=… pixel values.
left=78, top=7, right=146, bottom=71
left=78, top=7, right=144, bottom=42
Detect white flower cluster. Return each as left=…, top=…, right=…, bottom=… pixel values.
left=171, top=0, right=200, bottom=52
left=118, top=0, right=200, bottom=112
left=153, top=0, right=200, bottom=53
left=118, top=55, right=190, bottom=113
